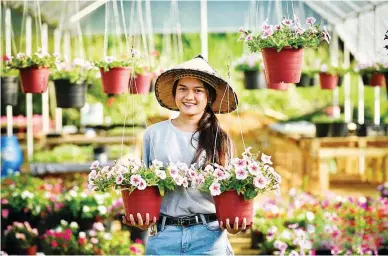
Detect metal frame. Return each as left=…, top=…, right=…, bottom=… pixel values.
left=304, top=0, right=342, bottom=24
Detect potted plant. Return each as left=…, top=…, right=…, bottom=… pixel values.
left=233, top=54, right=265, bottom=89
left=89, top=158, right=181, bottom=222
left=240, top=16, right=331, bottom=83
left=130, top=63, right=153, bottom=94
left=197, top=147, right=281, bottom=227
left=1, top=56, right=19, bottom=107
left=94, top=56, right=132, bottom=94
left=357, top=62, right=386, bottom=87
left=4, top=221, right=38, bottom=255
left=312, top=114, right=348, bottom=137
left=319, top=64, right=348, bottom=89
left=6, top=50, right=57, bottom=94
left=296, top=69, right=316, bottom=87
left=52, top=58, right=95, bottom=109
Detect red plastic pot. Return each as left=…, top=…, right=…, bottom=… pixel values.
left=26, top=245, right=37, bottom=255
left=19, top=67, right=50, bottom=93
left=100, top=67, right=130, bottom=94
left=262, top=47, right=304, bottom=83
left=267, top=82, right=288, bottom=90
left=369, top=72, right=386, bottom=87
left=213, top=190, right=254, bottom=227
left=121, top=186, right=162, bottom=222
left=129, top=73, right=152, bottom=94
left=319, top=73, right=338, bottom=90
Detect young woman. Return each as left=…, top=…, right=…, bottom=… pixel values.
left=122, top=55, right=246, bottom=255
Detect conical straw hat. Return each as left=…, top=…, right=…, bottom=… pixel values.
left=154, top=55, right=238, bottom=114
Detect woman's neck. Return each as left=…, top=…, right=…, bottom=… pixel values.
left=173, top=113, right=202, bottom=132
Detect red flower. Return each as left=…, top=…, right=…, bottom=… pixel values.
left=51, top=241, right=58, bottom=247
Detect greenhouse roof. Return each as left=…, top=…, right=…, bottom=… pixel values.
left=3, top=0, right=388, bottom=62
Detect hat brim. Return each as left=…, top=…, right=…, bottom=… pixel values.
left=155, top=69, right=238, bottom=114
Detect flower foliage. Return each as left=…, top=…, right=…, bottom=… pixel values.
left=88, top=158, right=183, bottom=196
left=4, top=221, right=38, bottom=249
left=233, top=54, right=263, bottom=72
left=6, top=49, right=58, bottom=69
left=197, top=147, right=282, bottom=200
left=239, top=16, right=331, bottom=52
left=51, top=57, right=96, bottom=84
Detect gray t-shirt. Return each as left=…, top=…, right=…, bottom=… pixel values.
left=142, top=119, right=216, bottom=217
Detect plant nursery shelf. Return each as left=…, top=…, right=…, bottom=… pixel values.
left=264, top=129, right=388, bottom=195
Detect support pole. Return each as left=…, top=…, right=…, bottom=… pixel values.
left=42, top=23, right=49, bottom=134
left=344, top=43, right=351, bottom=123
left=5, top=8, right=13, bottom=137
left=200, top=0, right=208, bottom=60
left=330, top=29, right=339, bottom=119
left=26, top=16, right=33, bottom=161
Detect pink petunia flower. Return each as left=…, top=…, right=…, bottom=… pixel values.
left=169, top=168, right=179, bottom=178
left=275, top=25, right=281, bottom=31
left=254, top=175, right=268, bottom=189
left=248, top=162, right=260, bottom=175
left=236, top=168, right=248, bottom=180
left=261, top=20, right=271, bottom=31
left=306, top=17, right=316, bottom=25
left=130, top=174, right=142, bottom=186
left=261, top=153, right=273, bottom=165
left=2, top=209, right=9, bottom=219
left=282, top=18, right=293, bottom=26
left=245, top=34, right=253, bottom=41
left=209, top=182, right=221, bottom=196
left=137, top=179, right=147, bottom=190
left=90, top=160, right=99, bottom=170
left=116, top=173, right=124, bottom=185
left=261, top=29, right=274, bottom=39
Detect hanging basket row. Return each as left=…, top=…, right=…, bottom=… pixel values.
left=100, top=68, right=153, bottom=95
left=362, top=72, right=386, bottom=87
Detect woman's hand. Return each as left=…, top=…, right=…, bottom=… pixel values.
left=220, top=217, right=247, bottom=234
left=122, top=213, right=157, bottom=231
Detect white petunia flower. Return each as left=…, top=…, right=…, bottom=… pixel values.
left=209, top=182, right=222, bottom=196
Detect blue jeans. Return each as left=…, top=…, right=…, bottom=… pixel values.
left=145, top=215, right=234, bottom=255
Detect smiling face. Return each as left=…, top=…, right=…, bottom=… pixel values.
left=174, top=77, right=209, bottom=117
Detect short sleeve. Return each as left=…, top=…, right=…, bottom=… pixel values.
left=142, top=129, right=151, bottom=168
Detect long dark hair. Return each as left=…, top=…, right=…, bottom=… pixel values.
left=173, top=80, right=231, bottom=167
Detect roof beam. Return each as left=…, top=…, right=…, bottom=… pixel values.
left=69, top=0, right=108, bottom=24
left=342, top=1, right=362, bottom=13
left=322, top=1, right=346, bottom=19
left=343, top=1, right=388, bottom=20
left=304, top=1, right=342, bottom=25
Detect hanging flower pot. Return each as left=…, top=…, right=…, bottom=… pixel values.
left=296, top=74, right=312, bottom=87
left=1, top=76, right=19, bottom=107
left=213, top=190, right=254, bottom=228
left=121, top=186, right=162, bottom=222
left=19, top=67, right=50, bottom=93
left=267, top=82, right=288, bottom=90
left=129, top=72, right=152, bottom=94
left=319, top=73, right=338, bottom=89
left=243, top=71, right=266, bottom=89
left=369, top=72, right=386, bottom=87
left=262, top=47, right=304, bottom=83
left=100, top=67, right=130, bottom=94
left=54, top=79, right=87, bottom=109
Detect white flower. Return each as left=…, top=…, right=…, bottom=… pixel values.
left=282, top=18, right=293, bottom=26
left=88, top=230, right=97, bottom=237
left=79, top=231, right=86, bottom=238
left=16, top=52, right=25, bottom=59
left=152, top=159, right=163, bottom=169
left=296, top=28, right=305, bottom=35
left=261, top=20, right=271, bottom=31
left=156, top=170, right=166, bottom=180
left=182, top=177, right=189, bottom=188
left=88, top=184, right=95, bottom=191
left=103, top=233, right=112, bottom=240
left=188, top=169, right=197, bottom=179
left=60, top=220, right=68, bottom=226
left=245, top=34, right=253, bottom=41
left=306, top=211, right=315, bottom=221
left=247, top=162, right=260, bottom=176
left=130, top=174, right=142, bottom=186
left=234, top=159, right=248, bottom=170
left=137, top=179, right=147, bottom=190
left=70, top=222, right=78, bottom=229
left=274, top=240, right=288, bottom=251
left=204, top=165, right=214, bottom=173
left=169, top=167, right=179, bottom=178
left=306, top=17, right=316, bottom=25
left=235, top=168, right=248, bottom=180
left=82, top=206, right=90, bottom=213
left=98, top=205, right=107, bottom=215
left=104, top=56, right=116, bottom=63
left=209, top=182, right=221, bottom=196
left=177, top=162, right=188, bottom=171
left=88, top=170, right=97, bottom=181
left=261, top=28, right=274, bottom=39
left=195, top=174, right=205, bottom=186
left=261, top=153, right=273, bottom=165
left=91, top=237, right=99, bottom=244
left=93, top=222, right=104, bottom=231
left=90, top=160, right=99, bottom=169
left=254, top=174, right=268, bottom=189
left=118, top=165, right=129, bottom=174
left=213, top=168, right=227, bottom=180
left=289, top=250, right=299, bottom=256
left=174, top=175, right=184, bottom=186
left=239, top=26, right=245, bottom=32
left=73, top=58, right=85, bottom=66
left=116, top=173, right=124, bottom=185
left=307, top=224, right=315, bottom=233
left=21, top=191, right=34, bottom=199
left=69, top=190, right=78, bottom=197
